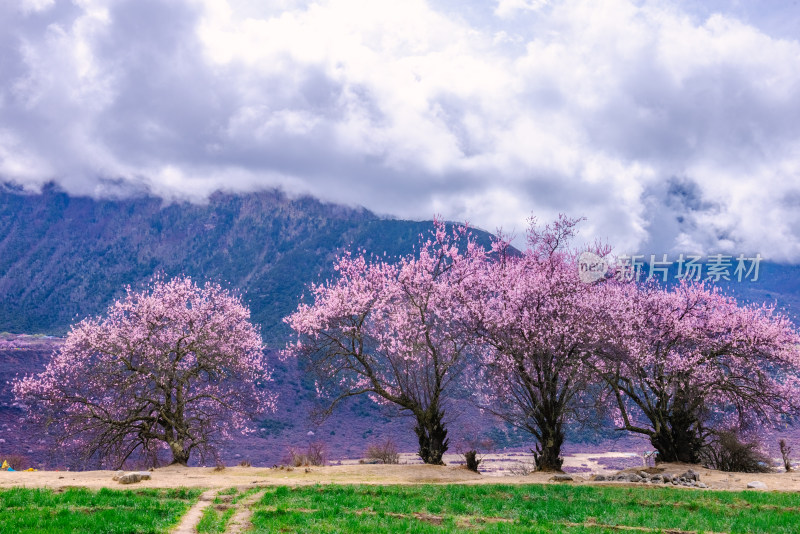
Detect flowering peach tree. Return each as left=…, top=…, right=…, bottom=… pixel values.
left=469, top=215, right=610, bottom=471
left=285, top=220, right=484, bottom=464
left=13, top=276, right=274, bottom=468
left=596, top=281, right=800, bottom=463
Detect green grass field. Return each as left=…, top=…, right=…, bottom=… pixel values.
left=0, top=487, right=202, bottom=534
left=2, top=483, right=800, bottom=533
left=249, top=484, right=800, bottom=533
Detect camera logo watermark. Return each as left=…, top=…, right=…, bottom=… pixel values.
left=578, top=253, right=763, bottom=284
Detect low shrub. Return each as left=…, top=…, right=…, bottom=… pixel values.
left=306, top=441, right=327, bottom=466
left=364, top=438, right=400, bottom=464
left=508, top=460, right=536, bottom=476
left=286, top=441, right=327, bottom=467
left=701, top=431, right=774, bottom=473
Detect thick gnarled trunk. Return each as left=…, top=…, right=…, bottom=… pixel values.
left=527, top=362, right=568, bottom=472
left=650, top=411, right=704, bottom=464
left=414, top=406, right=449, bottom=465
left=168, top=441, right=190, bottom=466
left=532, top=419, right=564, bottom=471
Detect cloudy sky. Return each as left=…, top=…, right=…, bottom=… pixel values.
left=2, top=0, right=800, bottom=260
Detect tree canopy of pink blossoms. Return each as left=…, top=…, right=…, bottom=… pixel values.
left=468, top=215, right=610, bottom=471
left=283, top=211, right=800, bottom=471
left=284, top=220, right=485, bottom=464
left=596, top=280, right=800, bottom=463
left=13, top=276, right=274, bottom=468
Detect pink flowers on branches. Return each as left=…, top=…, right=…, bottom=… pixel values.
left=285, top=219, right=485, bottom=464
left=15, top=215, right=799, bottom=472
left=13, top=276, right=274, bottom=468
left=468, top=215, right=612, bottom=471
left=286, top=213, right=800, bottom=470
left=596, top=280, right=800, bottom=463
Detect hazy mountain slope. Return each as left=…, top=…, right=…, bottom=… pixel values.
left=2, top=185, right=798, bottom=340
left=0, top=185, right=485, bottom=342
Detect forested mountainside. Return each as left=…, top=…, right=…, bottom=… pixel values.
left=0, top=185, right=493, bottom=342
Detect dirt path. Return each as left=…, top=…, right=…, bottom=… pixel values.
left=226, top=489, right=267, bottom=534
left=172, top=488, right=219, bottom=534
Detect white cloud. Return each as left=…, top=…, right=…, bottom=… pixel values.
left=1, top=0, right=800, bottom=260
left=494, top=0, right=549, bottom=18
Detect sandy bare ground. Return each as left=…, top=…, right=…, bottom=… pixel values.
left=1, top=461, right=800, bottom=492
left=226, top=489, right=267, bottom=534
left=171, top=489, right=218, bottom=534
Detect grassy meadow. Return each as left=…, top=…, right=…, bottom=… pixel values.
left=1, top=482, right=800, bottom=532
left=250, top=483, right=800, bottom=533
left=0, top=487, right=201, bottom=533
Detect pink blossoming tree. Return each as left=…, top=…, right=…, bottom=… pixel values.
left=596, top=280, right=800, bottom=463
left=284, top=220, right=485, bottom=464
left=13, top=276, right=274, bottom=468
left=469, top=216, right=610, bottom=471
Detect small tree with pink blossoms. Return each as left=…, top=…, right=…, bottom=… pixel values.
left=13, top=276, right=274, bottom=468
left=468, top=215, right=610, bottom=472
left=596, top=281, right=800, bottom=464
left=284, top=220, right=484, bottom=465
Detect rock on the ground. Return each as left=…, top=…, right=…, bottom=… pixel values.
left=747, top=481, right=768, bottom=490
left=551, top=474, right=573, bottom=482
left=117, top=471, right=152, bottom=485
left=111, top=470, right=125, bottom=481
left=679, top=469, right=699, bottom=482
left=601, top=469, right=709, bottom=489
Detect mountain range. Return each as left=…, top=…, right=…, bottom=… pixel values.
left=0, top=184, right=496, bottom=342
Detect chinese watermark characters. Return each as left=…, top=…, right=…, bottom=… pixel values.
left=578, top=253, right=763, bottom=284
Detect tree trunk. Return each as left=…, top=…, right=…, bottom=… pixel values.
left=650, top=411, right=704, bottom=464
left=532, top=418, right=564, bottom=471
left=651, top=433, right=700, bottom=464
left=414, top=407, right=449, bottom=465
left=168, top=441, right=190, bottom=466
